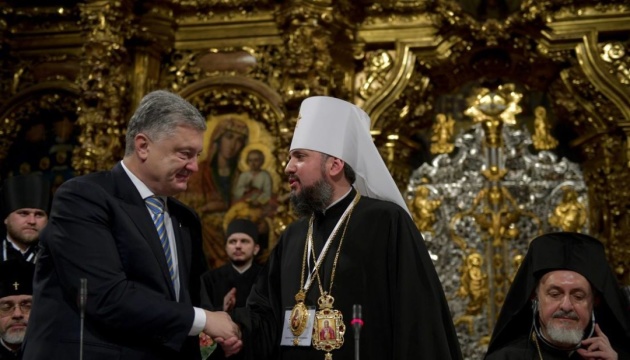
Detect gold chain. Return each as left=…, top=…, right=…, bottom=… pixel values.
left=298, top=218, right=313, bottom=294
left=310, top=194, right=360, bottom=297
left=531, top=331, right=543, bottom=360
left=298, top=193, right=360, bottom=297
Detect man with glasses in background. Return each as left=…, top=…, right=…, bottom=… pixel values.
left=0, top=260, right=34, bottom=359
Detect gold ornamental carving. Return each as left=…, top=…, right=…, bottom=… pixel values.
left=408, top=185, right=441, bottom=234
left=531, top=106, right=558, bottom=151
left=464, top=84, right=522, bottom=148
left=600, top=42, right=630, bottom=86
left=469, top=184, right=525, bottom=248
left=358, top=50, right=394, bottom=100
left=3, top=2, right=630, bottom=358
left=582, top=134, right=630, bottom=284
left=73, top=0, right=131, bottom=174
left=454, top=251, right=488, bottom=336
left=549, top=187, right=587, bottom=233
left=430, top=113, right=455, bottom=154
left=0, top=90, right=79, bottom=180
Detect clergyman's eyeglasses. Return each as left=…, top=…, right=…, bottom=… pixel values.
left=0, top=301, right=32, bottom=317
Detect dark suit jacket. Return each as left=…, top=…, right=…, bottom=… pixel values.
left=22, top=163, right=207, bottom=360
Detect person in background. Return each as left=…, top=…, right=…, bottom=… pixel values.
left=22, top=90, right=241, bottom=360
left=201, top=218, right=262, bottom=359
left=485, top=232, right=630, bottom=359
left=0, top=174, right=50, bottom=263
left=201, top=218, right=262, bottom=312
left=229, top=96, right=462, bottom=360
left=0, top=260, right=35, bottom=360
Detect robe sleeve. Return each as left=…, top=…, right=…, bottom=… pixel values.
left=387, top=210, right=463, bottom=359
left=232, top=237, right=285, bottom=360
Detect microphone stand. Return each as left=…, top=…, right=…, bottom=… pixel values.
left=351, top=304, right=363, bottom=360
left=79, top=278, right=87, bottom=360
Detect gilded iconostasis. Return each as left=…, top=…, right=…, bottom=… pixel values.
left=1, top=0, right=630, bottom=357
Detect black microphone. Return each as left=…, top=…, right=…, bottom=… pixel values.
left=79, top=278, right=87, bottom=360
left=351, top=304, right=363, bottom=360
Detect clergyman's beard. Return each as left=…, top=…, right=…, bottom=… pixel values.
left=7, top=225, right=39, bottom=247
left=231, top=259, right=248, bottom=267
left=544, top=310, right=584, bottom=347
left=3, top=326, right=26, bottom=345
left=290, top=178, right=334, bottom=218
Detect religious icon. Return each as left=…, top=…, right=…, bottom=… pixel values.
left=318, top=319, right=336, bottom=340
left=233, top=145, right=274, bottom=204
left=291, top=307, right=302, bottom=330
left=312, top=299, right=345, bottom=358
left=289, top=300, right=309, bottom=338
left=291, top=311, right=299, bottom=329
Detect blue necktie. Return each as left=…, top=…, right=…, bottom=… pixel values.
left=145, top=196, right=176, bottom=285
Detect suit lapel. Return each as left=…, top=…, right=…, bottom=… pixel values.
left=169, top=201, right=192, bottom=303
left=112, top=164, right=176, bottom=299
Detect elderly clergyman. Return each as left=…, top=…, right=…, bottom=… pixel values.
left=485, top=232, right=630, bottom=359
left=0, top=260, right=35, bottom=359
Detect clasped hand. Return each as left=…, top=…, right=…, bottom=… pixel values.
left=203, top=310, right=243, bottom=357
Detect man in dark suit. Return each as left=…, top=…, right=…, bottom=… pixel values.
left=22, top=90, right=241, bottom=360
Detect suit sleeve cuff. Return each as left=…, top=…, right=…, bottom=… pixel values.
left=189, top=307, right=206, bottom=336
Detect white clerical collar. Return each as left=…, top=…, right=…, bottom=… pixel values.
left=5, top=236, right=29, bottom=254
left=322, top=188, right=353, bottom=215
left=232, top=262, right=252, bottom=274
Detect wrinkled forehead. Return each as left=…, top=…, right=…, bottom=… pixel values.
left=537, top=269, right=593, bottom=293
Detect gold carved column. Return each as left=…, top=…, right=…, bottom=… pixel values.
left=131, top=1, right=175, bottom=109
left=541, top=7, right=630, bottom=285
left=74, top=0, right=132, bottom=174
left=275, top=0, right=356, bottom=106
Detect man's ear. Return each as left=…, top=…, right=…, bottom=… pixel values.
left=530, top=289, right=539, bottom=311
left=254, top=244, right=260, bottom=256
left=328, top=157, right=345, bottom=178
left=135, top=133, right=150, bottom=160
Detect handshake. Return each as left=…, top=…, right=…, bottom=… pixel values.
left=203, top=310, right=243, bottom=357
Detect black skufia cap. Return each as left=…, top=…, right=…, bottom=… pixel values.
left=1, top=173, right=51, bottom=219
left=226, top=218, right=258, bottom=243
left=0, top=259, right=35, bottom=297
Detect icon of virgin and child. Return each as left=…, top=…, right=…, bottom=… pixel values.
left=177, top=113, right=282, bottom=268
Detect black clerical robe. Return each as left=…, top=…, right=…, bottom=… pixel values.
left=485, top=233, right=630, bottom=359
left=0, top=342, right=19, bottom=360
left=485, top=334, right=585, bottom=359
left=200, top=262, right=262, bottom=311
left=201, top=263, right=262, bottom=360
left=234, top=189, right=462, bottom=360
left=1, top=238, right=37, bottom=263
